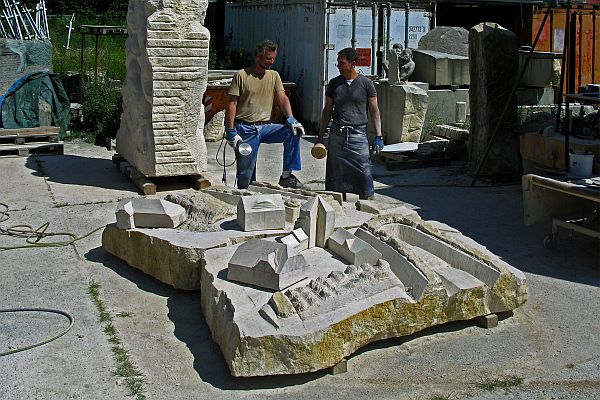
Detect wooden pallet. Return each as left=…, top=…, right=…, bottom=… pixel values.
left=0, top=127, right=60, bottom=145
left=112, top=154, right=211, bottom=195
left=379, top=151, right=451, bottom=170
left=0, top=142, right=63, bottom=157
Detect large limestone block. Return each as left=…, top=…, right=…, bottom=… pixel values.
left=116, top=0, right=210, bottom=177
left=375, top=82, right=428, bottom=143
left=200, top=207, right=527, bottom=377
left=468, top=23, right=520, bottom=175
left=418, top=26, right=469, bottom=57
left=411, top=49, right=470, bottom=86
left=101, top=222, right=288, bottom=290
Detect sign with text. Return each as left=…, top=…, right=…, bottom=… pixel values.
left=356, top=48, right=371, bottom=67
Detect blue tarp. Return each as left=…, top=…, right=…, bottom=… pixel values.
left=0, top=70, right=70, bottom=139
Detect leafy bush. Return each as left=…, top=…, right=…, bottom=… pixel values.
left=81, top=81, right=122, bottom=138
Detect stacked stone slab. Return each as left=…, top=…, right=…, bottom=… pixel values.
left=411, top=49, right=470, bottom=86
left=116, top=0, right=209, bottom=177
left=468, top=22, right=520, bottom=176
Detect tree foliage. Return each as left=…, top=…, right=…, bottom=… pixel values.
left=46, top=0, right=128, bottom=22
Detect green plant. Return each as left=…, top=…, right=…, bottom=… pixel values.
left=87, top=280, right=146, bottom=400
left=475, top=375, right=524, bottom=391
left=81, top=81, right=122, bottom=137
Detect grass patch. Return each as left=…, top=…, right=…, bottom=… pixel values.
left=116, top=311, right=133, bottom=318
left=87, top=280, right=146, bottom=400
left=475, top=375, right=524, bottom=391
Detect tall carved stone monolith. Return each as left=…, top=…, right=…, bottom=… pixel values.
left=468, top=23, right=519, bottom=176
left=116, top=0, right=209, bottom=177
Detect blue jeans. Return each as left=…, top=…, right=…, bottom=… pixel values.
left=234, top=122, right=302, bottom=189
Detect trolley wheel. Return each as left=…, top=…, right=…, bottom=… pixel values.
left=543, top=234, right=557, bottom=249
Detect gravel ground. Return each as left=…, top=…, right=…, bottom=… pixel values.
left=0, top=139, right=598, bottom=400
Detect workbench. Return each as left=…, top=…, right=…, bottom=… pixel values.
left=522, top=174, right=600, bottom=248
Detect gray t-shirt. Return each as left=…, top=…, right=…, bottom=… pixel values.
left=325, top=74, right=377, bottom=126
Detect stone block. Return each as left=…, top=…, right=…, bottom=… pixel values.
left=227, top=239, right=309, bottom=291
left=411, top=49, right=470, bottom=87
left=418, top=26, right=469, bottom=57
left=374, top=82, right=428, bottom=143
left=327, top=228, right=381, bottom=266
left=115, top=198, right=186, bottom=229
left=204, top=110, right=225, bottom=141
left=423, top=88, right=469, bottom=134
left=237, top=194, right=285, bottom=232
left=433, top=124, right=469, bottom=141
left=455, top=101, right=467, bottom=123
left=518, top=50, right=560, bottom=88
left=0, top=39, right=52, bottom=95
left=116, top=0, right=209, bottom=177
left=468, top=22, right=520, bottom=175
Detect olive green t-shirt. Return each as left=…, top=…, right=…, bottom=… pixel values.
left=228, top=68, right=285, bottom=123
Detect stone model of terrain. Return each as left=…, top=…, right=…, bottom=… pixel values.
left=102, top=188, right=527, bottom=377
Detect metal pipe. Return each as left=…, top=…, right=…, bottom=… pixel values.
left=386, top=2, right=391, bottom=53
left=564, top=0, right=572, bottom=172
left=41, top=0, right=48, bottom=39
left=371, top=2, right=377, bottom=75
left=12, top=0, right=31, bottom=39
left=593, top=9, right=596, bottom=83
left=578, top=11, right=582, bottom=88
left=22, top=4, right=43, bottom=39
left=351, top=0, right=357, bottom=49
left=404, top=2, right=410, bottom=50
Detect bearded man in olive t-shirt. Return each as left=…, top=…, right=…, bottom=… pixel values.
left=224, top=40, right=305, bottom=189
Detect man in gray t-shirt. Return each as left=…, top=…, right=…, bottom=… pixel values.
left=317, top=48, right=383, bottom=199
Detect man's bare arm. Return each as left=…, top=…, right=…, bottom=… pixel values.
left=225, top=95, right=238, bottom=129
left=274, top=90, right=293, bottom=119
left=368, top=96, right=382, bottom=137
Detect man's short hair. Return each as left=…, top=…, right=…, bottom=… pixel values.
left=254, top=40, right=278, bottom=57
left=338, top=47, right=359, bottom=64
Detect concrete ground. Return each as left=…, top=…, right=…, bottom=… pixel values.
left=0, top=137, right=598, bottom=400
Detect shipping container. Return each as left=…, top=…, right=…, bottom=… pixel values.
left=224, top=0, right=431, bottom=130
left=532, top=6, right=599, bottom=94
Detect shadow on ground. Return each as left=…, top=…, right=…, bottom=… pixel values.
left=25, top=155, right=138, bottom=192
left=375, top=183, right=599, bottom=286
left=85, top=246, right=331, bottom=390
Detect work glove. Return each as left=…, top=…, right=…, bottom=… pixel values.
left=373, top=136, right=384, bottom=153
left=286, top=116, right=305, bottom=136
left=225, top=128, right=241, bottom=148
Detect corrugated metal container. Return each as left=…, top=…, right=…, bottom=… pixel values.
left=224, top=0, right=431, bottom=130
left=533, top=7, right=599, bottom=93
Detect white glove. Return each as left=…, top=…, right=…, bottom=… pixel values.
left=228, top=134, right=242, bottom=148
left=286, top=117, right=305, bottom=136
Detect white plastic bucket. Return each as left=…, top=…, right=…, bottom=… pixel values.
left=569, top=153, right=594, bottom=178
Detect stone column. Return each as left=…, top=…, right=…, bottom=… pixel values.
left=116, top=0, right=209, bottom=177
left=468, top=22, right=519, bottom=176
